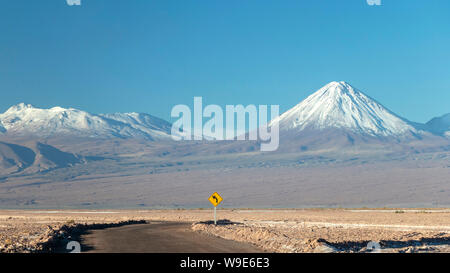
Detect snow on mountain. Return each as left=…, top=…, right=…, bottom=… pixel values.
left=426, top=113, right=450, bottom=137
left=271, top=81, right=421, bottom=138
left=100, top=112, right=172, bottom=139
left=0, top=103, right=172, bottom=140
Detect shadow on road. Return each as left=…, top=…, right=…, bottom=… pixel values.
left=320, top=235, right=450, bottom=252
left=40, top=220, right=148, bottom=253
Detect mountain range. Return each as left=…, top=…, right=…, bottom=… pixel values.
left=0, top=103, right=172, bottom=140
left=0, top=82, right=448, bottom=142
left=0, top=81, right=448, bottom=208
left=0, top=81, right=448, bottom=171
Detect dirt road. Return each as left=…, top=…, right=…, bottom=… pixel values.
left=2, top=209, right=450, bottom=253
left=79, top=222, right=263, bottom=253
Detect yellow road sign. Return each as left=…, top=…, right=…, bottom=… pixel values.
left=208, top=192, right=223, bottom=207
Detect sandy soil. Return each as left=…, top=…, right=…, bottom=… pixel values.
left=0, top=209, right=450, bottom=253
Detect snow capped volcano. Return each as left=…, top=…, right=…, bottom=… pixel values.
left=0, top=103, right=172, bottom=140
left=273, top=81, right=419, bottom=137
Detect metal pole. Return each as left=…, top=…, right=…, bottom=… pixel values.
left=214, top=206, right=217, bottom=225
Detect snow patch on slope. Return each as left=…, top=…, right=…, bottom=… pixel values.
left=100, top=112, right=172, bottom=139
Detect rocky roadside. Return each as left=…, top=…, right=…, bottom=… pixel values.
left=0, top=219, right=146, bottom=253
left=192, top=220, right=450, bottom=253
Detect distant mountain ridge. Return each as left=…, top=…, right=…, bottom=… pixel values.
left=0, top=82, right=447, bottom=144
left=0, top=103, right=172, bottom=140
left=426, top=113, right=450, bottom=137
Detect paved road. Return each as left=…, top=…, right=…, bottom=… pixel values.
left=79, top=222, right=263, bottom=253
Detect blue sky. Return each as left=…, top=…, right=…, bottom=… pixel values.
left=0, top=0, right=449, bottom=123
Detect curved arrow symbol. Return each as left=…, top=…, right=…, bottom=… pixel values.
left=212, top=195, right=218, bottom=203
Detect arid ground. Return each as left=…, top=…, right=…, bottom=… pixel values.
left=1, top=138, right=449, bottom=209
left=1, top=209, right=450, bottom=253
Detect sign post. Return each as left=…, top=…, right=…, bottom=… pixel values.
left=208, top=192, right=223, bottom=225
